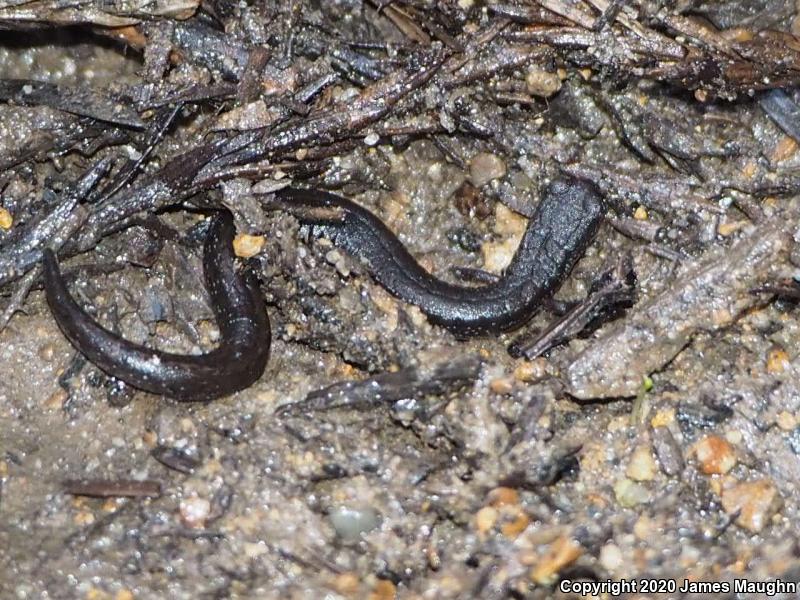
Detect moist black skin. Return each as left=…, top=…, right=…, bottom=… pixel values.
left=274, top=177, right=605, bottom=337
left=42, top=212, right=270, bottom=402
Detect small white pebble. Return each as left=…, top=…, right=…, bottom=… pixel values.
left=626, top=445, right=657, bottom=481
left=614, top=478, right=650, bottom=507
left=180, top=497, right=211, bottom=529
left=426, top=162, right=443, bottom=182
left=599, top=543, right=624, bottom=572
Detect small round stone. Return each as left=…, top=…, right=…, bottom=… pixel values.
left=329, top=505, right=381, bottom=542
left=614, top=478, right=650, bottom=507
left=693, top=435, right=737, bottom=475
left=180, top=496, right=211, bottom=529
left=0, top=207, right=12, bottom=230
left=469, top=152, right=506, bottom=187
left=599, top=543, right=624, bottom=572
left=626, top=445, right=657, bottom=482
left=474, top=506, right=498, bottom=534
left=525, top=68, right=562, bottom=97
left=530, top=536, right=583, bottom=585
left=233, top=233, right=265, bottom=258
left=721, top=479, right=783, bottom=533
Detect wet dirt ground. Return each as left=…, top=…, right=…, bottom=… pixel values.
left=3, top=5, right=800, bottom=600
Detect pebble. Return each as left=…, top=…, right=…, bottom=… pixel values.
left=233, top=233, right=265, bottom=258
left=513, top=359, right=548, bottom=383
left=481, top=237, right=518, bottom=273
left=693, top=435, right=737, bottom=475
left=482, top=204, right=524, bottom=272
left=614, top=478, right=651, bottom=507
left=0, top=207, right=12, bottom=229
left=525, top=68, right=562, bottom=97
left=530, top=536, right=583, bottom=585
left=633, top=514, right=657, bottom=542
left=325, top=249, right=351, bottom=277
left=37, top=343, right=56, bottom=361
left=484, top=487, right=529, bottom=538
left=487, top=487, right=519, bottom=507
left=599, top=543, right=624, bottom=572
left=770, top=135, right=798, bottom=163
left=329, top=505, right=381, bottom=542
left=474, top=506, right=498, bottom=534
left=368, top=580, right=396, bottom=600
left=141, top=430, right=158, bottom=448
left=720, top=479, right=783, bottom=533
left=725, top=429, right=743, bottom=445
left=489, top=376, right=514, bottom=394
left=333, top=572, right=361, bottom=595
left=421, top=163, right=442, bottom=185
left=650, top=408, right=675, bottom=428
left=73, top=510, right=95, bottom=526
left=500, top=509, right=531, bottom=538
left=722, top=27, right=753, bottom=42
left=382, top=192, right=408, bottom=229
left=364, top=132, right=380, bottom=146
left=179, top=496, right=211, bottom=529
left=717, top=220, right=748, bottom=236
left=469, top=152, right=506, bottom=187
left=43, top=388, right=68, bottom=410
left=741, top=160, right=758, bottom=178
left=711, top=307, right=733, bottom=327
left=213, top=99, right=281, bottom=130
left=493, top=202, right=527, bottom=236
left=777, top=411, right=797, bottom=431
left=626, top=445, right=657, bottom=481
left=84, top=588, right=106, bottom=600
left=243, top=541, right=268, bottom=558
left=766, top=347, right=789, bottom=374
left=369, top=286, right=399, bottom=330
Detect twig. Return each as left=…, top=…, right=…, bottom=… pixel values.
left=278, top=354, right=482, bottom=414
left=508, top=256, right=636, bottom=359
left=63, top=479, right=162, bottom=498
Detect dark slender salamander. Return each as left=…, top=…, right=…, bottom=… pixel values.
left=272, top=176, right=605, bottom=337
left=42, top=212, right=270, bottom=402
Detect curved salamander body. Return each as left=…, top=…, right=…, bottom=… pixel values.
left=42, top=212, right=270, bottom=401
left=274, top=177, right=605, bottom=337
